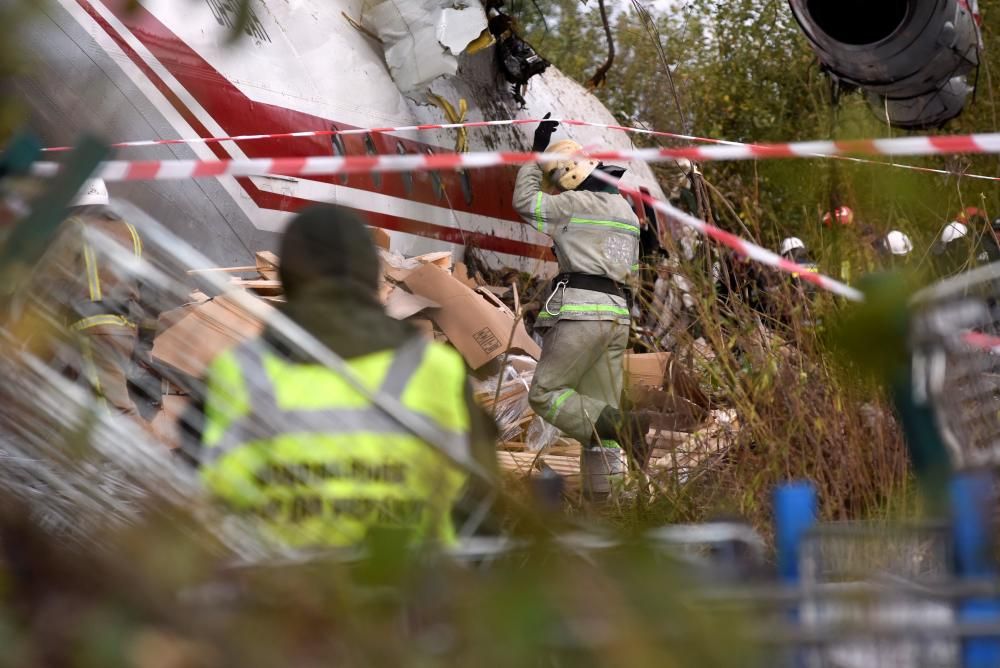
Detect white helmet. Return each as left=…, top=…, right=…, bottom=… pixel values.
left=779, top=236, right=805, bottom=256
left=542, top=140, right=599, bottom=191
left=73, top=179, right=109, bottom=207
left=886, top=230, right=914, bottom=256
left=941, top=221, right=969, bottom=244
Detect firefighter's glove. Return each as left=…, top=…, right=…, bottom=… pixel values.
left=532, top=112, right=559, bottom=152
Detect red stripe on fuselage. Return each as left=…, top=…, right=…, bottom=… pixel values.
left=74, top=0, right=231, bottom=164
left=244, top=187, right=551, bottom=259
left=76, top=0, right=543, bottom=261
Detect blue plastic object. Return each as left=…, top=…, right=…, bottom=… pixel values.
left=774, top=481, right=818, bottom=584
left=951, top=471, right=1000, bottom=668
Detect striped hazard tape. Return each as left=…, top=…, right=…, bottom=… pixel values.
left=39, top=118, right=1000, bottom=183
left=589, top=170, right=865, bottom=302
left=28, top=131, right=1000, bottom=182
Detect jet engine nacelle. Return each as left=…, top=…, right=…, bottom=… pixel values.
left=789, top=0, right=980, bottom=129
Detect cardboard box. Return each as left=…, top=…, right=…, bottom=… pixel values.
left=384, top=287, right=439, bottom=320
left=152, top=292, right=270, bottom=378
left=370, top=226, right=391, bottom=250
left=624, top=352, right=671, bottom=390
left=380, top=249, right=454, bottom=284
left=626, top=353, right=710, bottom=414
left=453, top=261, right=479, bottom=289
left=404, top=263, right=541, bottom=369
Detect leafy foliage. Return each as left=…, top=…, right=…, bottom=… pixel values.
left=521, top=0, right=1000, bottom=254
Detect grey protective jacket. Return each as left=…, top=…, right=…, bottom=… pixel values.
left=512, top=163, right=640, bottom=328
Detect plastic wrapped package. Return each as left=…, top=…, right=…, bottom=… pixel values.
left=525, top=415, right=561, bottom=452
left=473, top=355, right=536, bottom=443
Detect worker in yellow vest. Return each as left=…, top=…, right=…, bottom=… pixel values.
left=198, top=205, right=495, bottom=548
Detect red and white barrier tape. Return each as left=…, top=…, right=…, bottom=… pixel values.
left=40, top=117, right=1000, bottom=183
left=28, top=131, right=1000, bottom=182
left=587, top=170, right=865, bottom=302
left=37, top=118, right=721, bottom=153
left=962, top=331, right=1000, bottom=350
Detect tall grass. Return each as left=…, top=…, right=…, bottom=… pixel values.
left=614, top=214, right=913, bottom=535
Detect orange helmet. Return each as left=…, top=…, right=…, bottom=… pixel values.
left=822, top=206, right=855, bottom=227
left=957, top=207, right=986, bottom=224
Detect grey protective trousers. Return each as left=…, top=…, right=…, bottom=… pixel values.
left=529, top=319, right=629, bottom=444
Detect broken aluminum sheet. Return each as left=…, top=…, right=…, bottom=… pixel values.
left=363, top=0, right=487, bottom=96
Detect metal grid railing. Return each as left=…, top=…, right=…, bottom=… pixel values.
left=911, top=262, right=1000, bottom=468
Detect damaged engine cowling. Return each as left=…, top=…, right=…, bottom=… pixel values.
left=789, top=0, right=981, bottom=129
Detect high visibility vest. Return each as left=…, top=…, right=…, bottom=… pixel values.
left=200, top=336, right=472, bottom=549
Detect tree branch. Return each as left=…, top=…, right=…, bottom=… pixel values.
left=586, top=0, right=615, bottom=89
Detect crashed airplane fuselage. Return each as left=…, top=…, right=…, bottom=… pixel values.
left=16, top=0, right=667, bottom=271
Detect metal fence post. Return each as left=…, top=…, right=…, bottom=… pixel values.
left=951, top=470, right=1000, bottom=668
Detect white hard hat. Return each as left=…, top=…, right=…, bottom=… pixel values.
left=542, top=139, right=599, bottom=191
left=73, top=179, right=109, bottom=207
left=886, top=230, right=914, bottom=256
left=941, top=221, right=969, bottom=244
left=780, top=237, right=805, bottom=256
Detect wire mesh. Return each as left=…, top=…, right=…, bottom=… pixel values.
left=911, top=261, right=1000, bottom=468
left=0, top=198, right=495, bottom=560
left=794, top=522, right=957, bottom=668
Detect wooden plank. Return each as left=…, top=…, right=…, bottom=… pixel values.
left=498, top=441, right=528, bottom=451
left=233, top=278, right=283, bottom=296
left=539, top=454, right=580, bottom=477
left=188, top=265, right=257, bottom=274
left=497, top=451, right=539, bottom=475
left=255, top=250, right=280, bottom=280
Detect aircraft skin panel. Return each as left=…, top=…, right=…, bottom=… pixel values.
left=20, top=0, right=277, bottom=265
left=141, top=0, right=418, bottom=131
left=29, top=0, right=551, bottom=268
left=20, top=0, right=663, bottom=273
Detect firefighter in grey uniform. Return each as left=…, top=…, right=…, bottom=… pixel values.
left=512, top=117, right=648, bottom=493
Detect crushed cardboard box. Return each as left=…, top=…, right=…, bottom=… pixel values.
left=452, top=261, right=479, bottom=289
left=404, top=263, right=540, bottom=369
left=624, top=352, right=671, bottom=390
left=384, top=287, right=439, bottom=320
left=379, top=249, right=453, bottom=283
left=370, top=227, right=391, bottom=250
left=153, top=292, right=270, bottom=378
left=625, top=351, right=710, bottom=410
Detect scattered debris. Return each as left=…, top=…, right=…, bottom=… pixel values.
left=152, top=293, right=269, bottom=379
left=154, top=243, right=736, bottom=497
left=404, top=262, right=539, bottom=369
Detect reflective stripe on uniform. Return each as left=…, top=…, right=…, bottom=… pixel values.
left=568, top=217, right=639, bottom=235
left=547, top=389, right=575, bottom=422
left=537, top=304, right=630, bottom=319
left=534, top=192, right=545, bottom=232
left=378, top=337, right=428, bottom=398
left=71, top=216, right=142, bottom=301
left=204, top=340, right=468, bottom=466
left=70, top=314, right=136, bottom=331
left=69, top=217, right=103, bottom=301
left=125, top=223, right=143, bottom=258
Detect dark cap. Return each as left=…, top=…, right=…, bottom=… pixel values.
left=279, top=205, right=380, bottom=299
